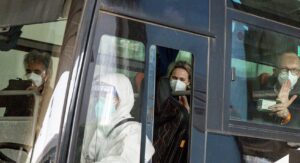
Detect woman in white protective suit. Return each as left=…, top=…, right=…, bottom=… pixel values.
left=84, top=73, right=155, bottom=163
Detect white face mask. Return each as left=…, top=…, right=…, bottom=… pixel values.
left=278, top=71, right=299, bottom=89
left=170, top=79, right=187, bottom=92
left=26, top=72, right=43, bottom=87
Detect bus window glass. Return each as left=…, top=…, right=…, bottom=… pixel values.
left=101, top=0, right=209, bottom=33
left=0, top=21, right=66, bottom=162
left=230, top=20, right=300, bottom=129
left=153, top=45, right=193, bottom=163
left=229, top=0, right=300, bottom=28
left=79, top=35, right=155, bottom=162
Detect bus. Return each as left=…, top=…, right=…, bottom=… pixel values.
left=1, top=0, right=300, bottom=162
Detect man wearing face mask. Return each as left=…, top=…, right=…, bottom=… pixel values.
left=252, top=52, right=300, bottom=126
left=23, top=50, right=53, bottom=134
left=268, top=52, right=300, bottom=125
left=153, top=61, right=192, bottom=163
left=237, top=52, right=300, bottom=163
left=23, top=50, right=52, bottom=93
left=1, top=50, right=52, bottom=131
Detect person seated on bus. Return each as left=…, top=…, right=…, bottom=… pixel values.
left=23, top=50, right=53, bottom=133
left=168, top=61, right=191, bottom=111
left=155, top=61, right=191, bottom=114
left=238, top=52, right=300, bottom=163
left=249, top=52, right=300, bottom=126
left=0, top=50, right=53, bottom=130
left=84, top=73, right=154, bottom=163
left=153, top=61, right=191, bottom=163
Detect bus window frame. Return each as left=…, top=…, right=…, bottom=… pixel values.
left=224, top=8, right=300, bottom=142
left=67, top=7, right=209, bottom=162
left=226, top=0, right=300, bottom=29
left=99, top=0, right=211, bottom=35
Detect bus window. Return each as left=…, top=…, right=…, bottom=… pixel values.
left=0, top=21, right=66, bottom=162
left=228, top=0, right=300, bottom=28
left=79, top=35, right=155, bottom=163
left=230, top=20, right=300, bottom=129
left=101, top=0, right=209, bottom=33
left=152, top=45, right=193, bottom=163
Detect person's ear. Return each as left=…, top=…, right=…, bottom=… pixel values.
left=43, top=71, right=50, bottom=83
left=186, top=78, right=191, bottom=86
left=186, top=80, right=191, bottom=89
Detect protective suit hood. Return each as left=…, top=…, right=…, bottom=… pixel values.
left=98, top=73, right=134, bottom=132
left=84, top=73, right=155, bottom=163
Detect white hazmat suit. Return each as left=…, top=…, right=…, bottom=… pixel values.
left=84, top=73, right=155, bottom=163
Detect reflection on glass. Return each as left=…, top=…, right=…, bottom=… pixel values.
left=80, top=35, right=155, bottom=163
left=153, top=46, right=193, bottom=163
left=0, top=92, right=38, bottom=162
left=230, top=20, right=300, bottom=129
left=0, top=21, right=66, bottom=162
left=229, top=0, right=300, bottom=28
left=101, top=0, right=209, bottom=32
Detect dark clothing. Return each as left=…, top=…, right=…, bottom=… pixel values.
left=249, top=75, right=300, bottom=127
left=0, top=94, right=34, bottom=116
left=153, top=96, right=189, bottom=163
left=237, top=137, right=296, bottom=162
left=153, top=77, right=189, bottom=163
left=237, top=76, right=300, bottom=162
left=0, top=79, right=34, bottom=116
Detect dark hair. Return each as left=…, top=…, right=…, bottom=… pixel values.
left=24, top=50, right=52, bottom=74
left=168, top=61, right=192, bottom=81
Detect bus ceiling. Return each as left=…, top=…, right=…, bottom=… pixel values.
left=0, top=0, right=71, bottom=27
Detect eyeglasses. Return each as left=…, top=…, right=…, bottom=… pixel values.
left=278, top=67, right=300, bottom=75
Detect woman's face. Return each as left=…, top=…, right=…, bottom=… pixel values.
left=170, top=68, right=190, bottom=85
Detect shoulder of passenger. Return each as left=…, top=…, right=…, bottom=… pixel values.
left=120, top=121, right=141, bottom=134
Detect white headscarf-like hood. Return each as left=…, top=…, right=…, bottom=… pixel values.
left=99, top=73, right=134, bottom=126
left=85, top=73, right=155, bottom=163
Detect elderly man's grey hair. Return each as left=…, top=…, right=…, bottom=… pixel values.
left=23, top=50, right=52, bottom=75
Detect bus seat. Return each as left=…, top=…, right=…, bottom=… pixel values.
left=0, top=117, right=33, bottom=162
left=135, top=72, right=144, bottom=93
left=257, top=72, right=271, bottom=89
left=131, top=73, right=145, bottom=122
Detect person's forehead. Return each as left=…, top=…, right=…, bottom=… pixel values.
left=280, top=55, right=300, bottom=68
left=172, top=68, right=189, bottom=76
left=26, top=62, right=46, bottom=70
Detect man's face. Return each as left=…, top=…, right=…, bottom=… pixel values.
left=277, top=53, right=300, bottom=87
left=279, top=55, right=300, bottom=73
left=170, top=68, right=190, bottom=85
left=25, top=61, right=48, bottom=86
